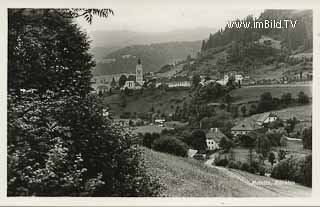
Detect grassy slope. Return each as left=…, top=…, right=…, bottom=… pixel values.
left=104, top=89, right=192, bottom=117
left=142, top=147, right=311, bottom=197
left=230, top=84, right=312, bottom=104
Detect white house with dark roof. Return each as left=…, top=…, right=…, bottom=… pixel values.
left=206, top=128, right=227, bottom=151
left=255, top=112, right=278, bottom=126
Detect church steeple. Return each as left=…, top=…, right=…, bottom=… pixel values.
left=136, top=58, right=143, bottom=86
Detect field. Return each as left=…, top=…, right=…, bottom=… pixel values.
left=133, top=125, right=170, bottom=134
left=143, top=147, right=311, bottom=197
left=230, top=84, right=312, bottom=104
left=104, top=89, right=192, bottom=117
left=270, top=105, right=312, bottom=121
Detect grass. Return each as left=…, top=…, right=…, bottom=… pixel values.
left=142, top=147, right=311, bottom=197
left=104, top=89, right=192, bottom=118
left=230, top=84, right=312, bottom=104
left=133, top=125, right=170, bottom=134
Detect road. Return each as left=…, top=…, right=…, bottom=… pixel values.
left=204, top=156, right=311, bottom=197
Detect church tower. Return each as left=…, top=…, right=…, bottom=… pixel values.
left=136, top=58, right=143, bottom=86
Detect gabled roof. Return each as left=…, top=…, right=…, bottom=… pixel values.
left=206, top=128, right=227, bottom=142
left=127, top=75, right=136, bottom=81
left=256, top=112, right=277, bottom=123
left=231, top=118, right=260, bottom=131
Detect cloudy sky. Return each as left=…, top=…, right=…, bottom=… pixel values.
left=77, top=1, right=263, bottom=33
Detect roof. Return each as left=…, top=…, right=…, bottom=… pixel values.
left=231, top=118, right=260, bottom=131
left=256, top=112, right=277, bottom=123
left=127, top=75, right=136, bottom=81
left=206, top=128, right=227, bottom=142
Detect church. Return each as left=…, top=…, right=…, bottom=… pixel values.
left=121, top=59, right=144, bottom=90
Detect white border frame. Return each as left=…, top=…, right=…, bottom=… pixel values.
left=1, top=0, right=320, bottom=206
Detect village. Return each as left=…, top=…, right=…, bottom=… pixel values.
left=90, top=57, right=312, bottom=181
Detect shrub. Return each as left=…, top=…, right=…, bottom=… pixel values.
left=215, top=158, right=229, bottom=167
left=227, top=160, right=241, bottom=169
left=271, top=155, right=312, bottom=187
left=152, top=136, right=188, bottom=157
left=240, top=162, right=250, bottom=172
left=258, top=166, right=266, bottom=176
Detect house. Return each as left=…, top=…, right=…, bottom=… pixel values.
left=216, top=74, right=229, bottom=85
left=167, top=76, right=191, bottom=88
left=256, top=112, right=278, bottom=126
left=206, top=128, right=227, bottom=151
left=231, top=118, right=261, bottom=136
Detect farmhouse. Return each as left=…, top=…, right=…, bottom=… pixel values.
left=231, top=118, right=261, bottom=136
left=256, top=112, right=278, bottom=126
left=206, top=128, right=227, bottom=151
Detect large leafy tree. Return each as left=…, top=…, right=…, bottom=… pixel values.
left=8, top=9, right=160, bottom=196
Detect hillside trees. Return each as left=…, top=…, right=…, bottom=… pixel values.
left=8, top=9, right=160, bottom=196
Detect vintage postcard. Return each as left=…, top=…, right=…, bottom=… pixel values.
left=1, top=0, right=320, bottom=206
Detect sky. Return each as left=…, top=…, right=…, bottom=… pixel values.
left=76, top=1, right=263, bottom=33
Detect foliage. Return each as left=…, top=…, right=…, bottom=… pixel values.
left=8, top=9, right=95, bottom=96
left=278, top=149, right=286, bottom=162
left=268, top=152, right=276, bottom=166
left=219, top=137, right=233, bottom=152
left=192, top=74, right=201, bottom=87
left=152, top=136, right=188, bottom=157
left=255, top=135, right=271, bottom=158
left=257, top=92, right=274, bottom=113
left=142, top=132, right=160, bottom=148
left=298, top=91, right=310, bottom=104
left=302, top=127, right=312, bottom=150
left=8, top=9, right=160, bottom=196
left=118, top=75, right=128, bottom=87
left=271, top=155, right=312, bottom=187
left=189, top=129, right=207, bottom=151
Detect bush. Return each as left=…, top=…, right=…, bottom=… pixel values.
left=152, top=136, right=188, bottom=157
left=8, top=92, right=161, bottom=196
left=214, top=158, right=229, bottom=167
left=271, top=155, right=312, bottom=187
left=258, top=166, right=266, bottom=176
left=227, top=160, right=241, bottom=169
left=240, top=162, right=250, bottom=172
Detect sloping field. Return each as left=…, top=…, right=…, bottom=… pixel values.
left=230, top=84, right=312, bottom=104
left=142, top=148, right=311, bottom=197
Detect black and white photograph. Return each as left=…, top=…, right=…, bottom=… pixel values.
left=4, top=0, right=316, bottom=203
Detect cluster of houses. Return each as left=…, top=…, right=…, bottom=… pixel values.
left=190, top=112, right=279, bottom=157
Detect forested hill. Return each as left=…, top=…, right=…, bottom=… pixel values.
left=179, top=9, right=312, bottom=77
left=201, top=10, right=312, bottom=52
left=92, top=41, right=201, bottom=75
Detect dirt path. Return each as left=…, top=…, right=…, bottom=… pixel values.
left=204, top=157, right=311, bottom=197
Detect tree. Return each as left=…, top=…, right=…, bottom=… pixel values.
left=192, top=74, right=201, bottom=88
left=219, top=137, right=233, bottom=152
left=268, top=152, right=276, bottom=166
left=298, top=91, right=309, bottom=104
left=8, top=9, right=97, bottom=96
left=190, top=129, right=207, bottom=152
left=285, top=117, right=298, bottom=135
left=7, top=9, right=160, bottom=196
left=281, top=93, right=292, bottom=106
left=152, top=136, right=188, bottom=157
left=302, top=127, right=312, bottom=150
left=240, top=105, right=247, bottom=116
left=255, top=135, right=271, bottom=158
left=257, top=92, right=274, bottom=113
left=110, top=77, right=117, bottom=88
left=118, top=75, right=127, bottom=87
left=278, top=149, right=286, bottom=161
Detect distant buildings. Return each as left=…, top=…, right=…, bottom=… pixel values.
left=121, top=59, right=144, bottom=90
left=231, top=112, right=278, bottom=136
left=155, top=76, right=192, bottom=88
left=231, top=118, right=260, bottom=136
left=256, top=112, right=278, bottom=126
left=206, top=128, right=227, bottom=151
